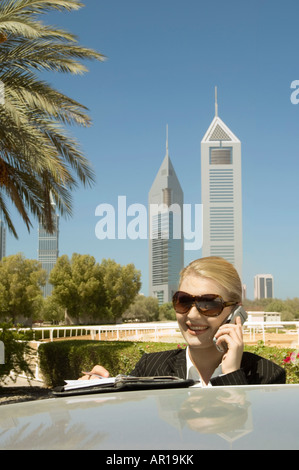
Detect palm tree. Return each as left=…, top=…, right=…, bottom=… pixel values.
left=0, top=0, right=105, bottom=237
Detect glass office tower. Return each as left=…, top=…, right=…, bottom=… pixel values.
left=38, top=200, right=59, bottom=297
left=148, top=127, right=184, bottom=305
left=201, top=88, right=243, bottom=279
left=254, top=274, right=274, bottom=299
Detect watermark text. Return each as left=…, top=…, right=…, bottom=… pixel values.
left=95, top=196, right=203, bottom=250
left=290, top=80, right=299, bottom=104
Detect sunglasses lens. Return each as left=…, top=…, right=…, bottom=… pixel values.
left=173, top=292, right=192, bottom=314
left=173, top=292, right=224, bottom=316
left=194, top=298, right=223, bottom=316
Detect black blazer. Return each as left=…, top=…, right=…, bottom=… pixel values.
left=130, top=348, right=286, bottom=386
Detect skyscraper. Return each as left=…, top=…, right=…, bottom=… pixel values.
left=38, top=197, right=59, bottom=297
left=201, top=88, right=243, bottom=279
left=149, top=126, right=184, bottom=305
left=0, top=219, right=6, bottom=260
left=254, top=274, right=274, bottom=300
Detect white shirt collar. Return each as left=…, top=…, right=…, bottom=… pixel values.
left=186, top=346, right=222, bottom=387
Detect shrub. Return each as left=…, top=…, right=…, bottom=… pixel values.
left=38, top=339, right=299, bottom=388
left=0, top=322, right=35, bottom=385
left=245, top=342, right=299, bottom=384
left=38, top=340, right=182, bottom=387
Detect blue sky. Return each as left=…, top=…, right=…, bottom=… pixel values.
left=6, top=0, right=299, bottom=300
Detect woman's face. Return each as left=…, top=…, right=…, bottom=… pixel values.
left=176, top=275, right=234, bottom=350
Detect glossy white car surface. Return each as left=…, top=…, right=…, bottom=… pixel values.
left=0, top=384, right=299, bottom=450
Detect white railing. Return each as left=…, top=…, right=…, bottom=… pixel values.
left=15, top=322, right=181, bottom=342
left=12, top=320, right=299, bottom=344
left=9, top=320, right=299, bottom=383
left=243, top=321, right=299, bottom=344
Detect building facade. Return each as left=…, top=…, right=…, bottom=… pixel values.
left=38, top=199, right=59, bottom=297
left=254, top=274, right=274, bottom=300
left=201, top=89, right=243, bottom=279
left=148, top=127, right=184, bottom=305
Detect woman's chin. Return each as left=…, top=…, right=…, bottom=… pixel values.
left=181, top=328, right=215, bottom=349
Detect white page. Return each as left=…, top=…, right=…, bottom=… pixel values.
left=64, top=377, right=116, bottom=390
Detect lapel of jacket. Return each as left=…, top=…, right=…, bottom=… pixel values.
left=167, top=348, right=187, bottom=379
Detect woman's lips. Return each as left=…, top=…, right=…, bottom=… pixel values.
left=186, top=324, right=209, bottom=336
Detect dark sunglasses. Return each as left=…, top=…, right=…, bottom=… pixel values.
left=172, top=291, right=238, bottom=317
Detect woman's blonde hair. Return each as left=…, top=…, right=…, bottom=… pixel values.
left=179, top=256, right=242, bottom=303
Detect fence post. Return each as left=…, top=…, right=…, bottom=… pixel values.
left=0, top=341, right=4, bottom=364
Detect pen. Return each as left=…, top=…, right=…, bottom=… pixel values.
left=81, top=371, right=104, bottom=379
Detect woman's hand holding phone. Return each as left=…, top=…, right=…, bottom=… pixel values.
left=213, top=315, right=244, bottom=375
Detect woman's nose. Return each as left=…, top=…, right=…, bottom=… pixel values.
left=187, top=304, right=204, bottom=320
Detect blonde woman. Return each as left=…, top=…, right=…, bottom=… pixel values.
left=82, top=257, right=285, bottom=386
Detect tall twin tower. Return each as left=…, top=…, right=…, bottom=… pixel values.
left=149, top=89, right=242, bottom=304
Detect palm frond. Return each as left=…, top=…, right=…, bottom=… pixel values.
left=0, top=0, right=84, bottom=39
left=0, top=192, right=19, bottom=238
left=0, top=20, right=77, bottom=41
left=0, top=0, right=103, bottom=237
left=0, top=37, right=105, bottom=72
left=1, top=68, right=92, bottom=126
left=0, top=0, right=84, bottom=17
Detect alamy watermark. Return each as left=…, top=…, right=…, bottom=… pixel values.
left=290, top=80, right=299, bottom=104
left=95, top=196, right=203, bottom=250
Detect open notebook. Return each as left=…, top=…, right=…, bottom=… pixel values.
left=53, top=375, right=195, bottom=395
left=64, top=377, right=116, bottom=391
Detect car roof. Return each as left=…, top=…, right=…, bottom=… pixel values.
left=0, top=384, right=298, bottom=450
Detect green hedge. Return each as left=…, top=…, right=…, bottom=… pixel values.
left=38, top=339, right=299, bottom=388
left=245, top=342, right=299, bottom=384
left=38, top=340, right=182, bottom=387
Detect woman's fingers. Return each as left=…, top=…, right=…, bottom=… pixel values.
left=79, top=365, right=110, bottom=380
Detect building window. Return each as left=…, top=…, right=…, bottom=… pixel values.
left=154, top=291, right=164, bottom=305
left=210, top=207, right=234, bottom=241
left=210, top=147, right=232, bottom=165
left=209, top=169, right=234, bottom=203
left=210, top=245, right=235, bottom=265
left=163, top=188, right=172, bottom=206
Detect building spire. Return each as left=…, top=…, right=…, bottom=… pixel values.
left=215, top=86, right=218, bottom=117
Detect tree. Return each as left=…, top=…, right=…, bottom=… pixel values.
left=49, top=255, right=142, bottom=323
left=243, top=297, right=299, bottom=321
left=159, top=302, right=176, bottom=321
left=0, top=322, right=35, bottom=384
left=122, top=295, right=159, bottom=322
left=0, top=253, right=46, bottom=324
left=40, top=295, right=65, bottom=324
left=0, top=0, right=105, bottom=237
left=265, top=299, right=285, bottom=313
left=49, top=253, right=106, bottom=324
left=283, top=298, right=299, bottom=319
left=99, top=259, right=142, bottom=322
left=243, top=298, right=274, bottom=311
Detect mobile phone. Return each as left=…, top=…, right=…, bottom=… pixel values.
left=226, top=305, right=248, bottom=326
left=213, top=305, right=248, bottom=353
